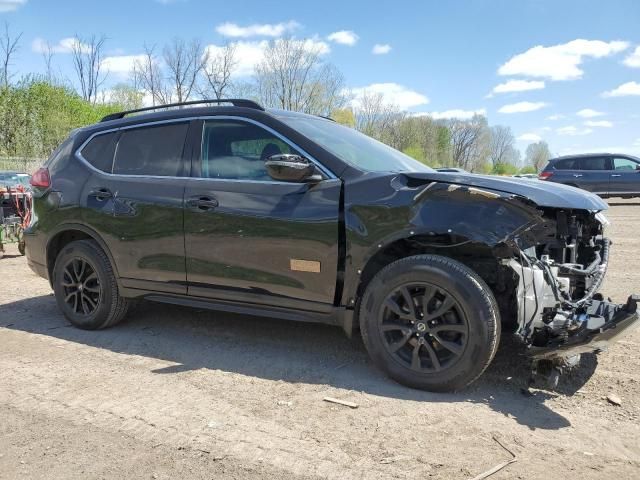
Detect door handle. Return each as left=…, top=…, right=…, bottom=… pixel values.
left=186, top=196, right=219, bottom=211
left=573, top=174, right=583, bottom=178
left=89, top=188, right=113, bottom=200
left=611, top=174, right=622, bottom=177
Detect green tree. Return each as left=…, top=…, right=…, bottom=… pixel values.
left=331, top=108, right=355, bottom=127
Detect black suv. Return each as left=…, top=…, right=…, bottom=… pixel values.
left=540, top=153, right=640, bottom=198
left=25, top=99, right=639, bottom=392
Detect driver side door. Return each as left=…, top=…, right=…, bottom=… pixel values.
left=609, top=156, right=640, bottom=196
left=183, top=117, right=341, bottom=313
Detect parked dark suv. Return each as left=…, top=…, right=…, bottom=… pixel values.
left=25, top=99, right=639, bottom=392
left=540, top=153, right=640, bottom=198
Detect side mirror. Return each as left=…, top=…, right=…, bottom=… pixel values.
left=636, top=164, right=640, bottom=171
left=265, top=154, right=318, bottom=182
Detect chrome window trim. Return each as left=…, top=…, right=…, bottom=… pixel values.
left=74, top=115, right=337, bottom=182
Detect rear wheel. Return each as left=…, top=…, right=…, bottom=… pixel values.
left=52, top=240, right=129, bottom=330
left=359, top=255, right=500, bottom=392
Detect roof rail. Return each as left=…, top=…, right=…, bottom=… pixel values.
left=100, top=98, right=265, bottom=122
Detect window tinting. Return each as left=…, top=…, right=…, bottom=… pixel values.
left=576, top=157, right=608, bottom=170
left=613, top=157, right=638, bottom=171
left=81, top=132, right=117, bottom=172
left=200, top=120, right=299, bottom=180
left=113, top=123, right=188, bottom=176
left=554, top=158, right=576, bottom=170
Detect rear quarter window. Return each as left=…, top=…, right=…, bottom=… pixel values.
left=80, top=132, right=118, bottom=173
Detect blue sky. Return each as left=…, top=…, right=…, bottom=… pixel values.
left=3, top=0, right=640, bottom=157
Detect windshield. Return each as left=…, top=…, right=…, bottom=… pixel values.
left=276, top=114, right=433, bottom=173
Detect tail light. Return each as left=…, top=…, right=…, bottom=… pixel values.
left=30, top=167, right=51, bottom=188
left=538, top=171, right=553, bottom=180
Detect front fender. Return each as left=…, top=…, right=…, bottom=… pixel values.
left=342, top=177, right=546, bottom=306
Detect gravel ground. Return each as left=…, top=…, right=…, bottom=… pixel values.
left=1, top=200, right=639, bottom=480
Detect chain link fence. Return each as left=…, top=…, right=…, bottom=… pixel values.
left=0, top=158, right=45, bottom=174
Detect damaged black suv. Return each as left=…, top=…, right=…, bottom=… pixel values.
left=25, top=99, right=639, bottom=392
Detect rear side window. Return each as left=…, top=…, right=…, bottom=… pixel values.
left=554, top=158, right=576, bottom=170
left=576, top=157, right=609, bottom=170
left=113, top=123, right=189, bottom=176
left=81, top=132, right=117, bottom=172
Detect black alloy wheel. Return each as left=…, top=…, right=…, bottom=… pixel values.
left=380, top=283, right=468, bottom=372
left=359, top=254, right=500, bottom=392
left=61, top=257, right=102, bottom=316
left=53, top=239, right=130, bottom=330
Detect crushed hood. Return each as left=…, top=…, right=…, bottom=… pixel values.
left=406, top=172, right=608, bottom=211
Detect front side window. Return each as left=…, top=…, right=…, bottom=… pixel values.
left=81, top=132, right=117, bottom=172
left=613, top=157, right=638, bottom=171
left=200, top=120, right=300, bottom=180
left=113, top=123, right=189, bottom=176
left=576, top=157, right=609, bottom=171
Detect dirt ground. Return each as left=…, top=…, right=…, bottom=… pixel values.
left=1, top=201, right=639, bottom=480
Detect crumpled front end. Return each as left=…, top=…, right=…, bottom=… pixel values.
left=504, top=209, right=639, bottom=361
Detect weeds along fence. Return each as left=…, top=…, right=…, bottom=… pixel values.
left=0, top=157, right=45, bottom=173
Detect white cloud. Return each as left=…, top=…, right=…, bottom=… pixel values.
left=101, top=55, right=146, bottom=76
left=350, top=83, right=429, bottom=110
left=602, top=81, right=640, bottom=97
left=584, top=120, right=613, bottom=128
left=634, top=138, right=640, bottom=146
left=557, top=125, right=593, bottom=136
left=421, top=108, right=486, bottom=120
left=498, top=101, right=548, bottom=114
left=32, top=37, right=90, bottom=54
left=498, top=39, right=629, bottom=81
left=0, top=0, right=26, bottom=12
left=623, top=46, right=640, bottom=68
left=327, top=30, right=358, bottom=46
left=518, top=133, right=542, bottom=142
left=372, top=43, right=392, bottom=55
left=576, top=108, right=605, bottom=118
left=215, top=20, right=300, bottom=38
left=205, top=40, right=267, bottom=77
left=489, top=79, right=545, bottom=95
left=546, top=114, right=564, bottom=121
left=204, top=38, right=329, bottom=78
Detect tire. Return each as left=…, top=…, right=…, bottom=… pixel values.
left=52, top=239, right=129, bottom=330
left=359, top=254, right=500, bottom=392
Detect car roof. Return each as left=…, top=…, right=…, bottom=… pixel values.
left=550, top=153, right=640, bottom=161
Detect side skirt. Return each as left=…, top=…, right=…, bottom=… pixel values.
left=122, top=288, right=354, bottom=332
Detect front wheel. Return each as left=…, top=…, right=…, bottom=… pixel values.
left=52, top=240, right=130, bottom=330
left=359, top=254, right=500, bottom=392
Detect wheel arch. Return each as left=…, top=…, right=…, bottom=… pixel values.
left=346, top=232, right=519, bottom=336
left=46, top=224, right=120, bottom=286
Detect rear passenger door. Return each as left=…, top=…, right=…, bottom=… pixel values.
left=568, top=156, right=611, bottom=194
left=609, top=156, right=640, bottom=196
left=80, top=120, right=193, bottom=295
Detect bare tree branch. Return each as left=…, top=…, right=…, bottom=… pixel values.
left=0, top=22, right=22, bottom=88
left=199, top=43, right=237, bottom=99
left=71, top=34, right=108, bottom=103
left=488, top=125, right=516, bottom=167
left=254, top=38, right=346, bottom=115
left=163, top=37, right=207, bottom=103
